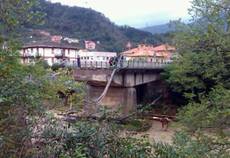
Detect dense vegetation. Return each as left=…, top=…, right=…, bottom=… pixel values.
left=0, top=0, right=229, bottom=157
left=158, top=0, right=230, bottom=157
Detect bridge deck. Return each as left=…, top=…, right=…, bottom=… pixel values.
left=69, top=61, right=170, bottom=69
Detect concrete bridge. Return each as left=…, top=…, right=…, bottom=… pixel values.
left=74, top=61, right=169, bottom=113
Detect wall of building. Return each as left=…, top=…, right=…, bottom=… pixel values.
left=79, top=51, right=116, bottom=62
left=20, top=47, right=117, bottom=66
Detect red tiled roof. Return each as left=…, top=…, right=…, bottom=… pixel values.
left=122, top=45, right=155, bottom=57
left=153, top=44, right=176, bottom=59
left=122, top=44, right=175, bottom=58
left=152, top=44, right=175, bottom=52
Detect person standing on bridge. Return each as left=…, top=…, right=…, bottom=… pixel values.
left=77, top=55, right=81, bottom=68
left=109, top=57, right=115, bottom=67
left=120, top=55, right=124, bottom=68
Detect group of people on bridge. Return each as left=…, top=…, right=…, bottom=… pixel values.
left=108, top=55, right=124, bottom=67
left=76, top=54, right=124, bottom=68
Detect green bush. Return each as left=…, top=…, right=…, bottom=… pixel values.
left=37, top=119, right=154, bottom=158
left=153, top=131, right=230, bottom=158
left=51, top=63, right=65, bottom=71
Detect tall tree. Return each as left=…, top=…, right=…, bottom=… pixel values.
left=0, top=1, right=46, bottom=157
left=154, top=1, right=230, bottom=156
left=165, top=0, right=230, bottom=100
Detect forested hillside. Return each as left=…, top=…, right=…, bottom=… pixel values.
left=141, top=23, right=174, bottom=34
left=20, top=0, right=169, bottom=52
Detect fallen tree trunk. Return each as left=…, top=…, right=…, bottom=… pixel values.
left=116, top=95, right=162, bottom=123
left=60, top=114, right=126, bottom=124
left=58, top=95, right=163, bottom=124
left=140, top=113, right=176, bottom=120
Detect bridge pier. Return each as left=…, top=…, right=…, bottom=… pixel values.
left=124, top=87, right=137, bottom=113
left=85, top=85, right=137, bottom=114
left=74, top=68, right=165, bottom=114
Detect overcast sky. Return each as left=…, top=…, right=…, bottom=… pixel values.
left=50, top=0, right=192, bottom=28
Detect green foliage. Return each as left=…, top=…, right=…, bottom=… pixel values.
left=178, top=85, right=230, bottom=131
left=51, top=62, right=65, bottom=71
left=0, top=49, right=85, bottom=157
left=0, top=0, right=43, bottom=50
left=163, top=0, right=230, bottom=131
left=154, top=131, right=230, bottom=158
left=36, top=119, right=154, bottom=158
left=0, top=2, right=46, bottom=156
left=0, top=49, right=50, bottom=157
left=36, top=59, right=50, bottom=69
left=164, top=0, right=230, bottom=100
left=0, top=0, right=42, bottom=30
left=164, top=51, right=226, bottom=100
left=160, top=1, right=230, bottom=157
left=50, top=68, right=86, bottom=109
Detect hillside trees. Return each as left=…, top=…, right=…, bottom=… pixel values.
left=0, top=0, right=40, bottom=30
left=22, top=0, right=169, bottom=52
left=0, top=0, right=43, bottom=46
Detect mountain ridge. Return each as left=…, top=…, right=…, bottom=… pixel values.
left=19, top=0, right=170, bottom=52
left=140, top=23, right=175, bottom=34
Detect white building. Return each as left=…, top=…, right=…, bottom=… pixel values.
left=20, top=44, right=117, bottom=66
left=78, top=50, right=116, bottom=62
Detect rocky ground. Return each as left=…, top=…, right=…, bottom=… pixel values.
left=121, top=120, right=177, bottom=144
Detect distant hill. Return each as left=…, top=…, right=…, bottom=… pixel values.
left=18, top=0, right=168, bottom=52
left=141, top=23, right=175, bottom=34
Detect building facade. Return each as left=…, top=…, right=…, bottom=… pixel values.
left=20, top=44, right=117, bottom=66
left=78, top=50, right=116, bottom=62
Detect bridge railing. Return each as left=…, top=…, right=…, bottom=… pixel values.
left=68, top=60, right=171, bottom=69
left=121, top=61, right=170, bottom=69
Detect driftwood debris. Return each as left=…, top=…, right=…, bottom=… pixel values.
left=58, top=95, right=163, bottom=124
left=116, top=95, right=163, bottom=122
